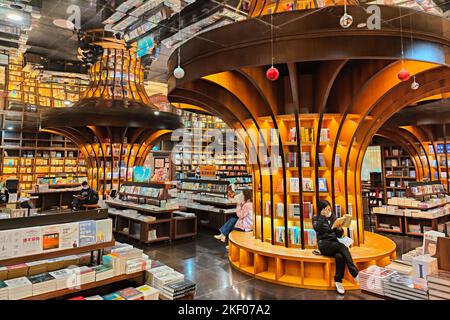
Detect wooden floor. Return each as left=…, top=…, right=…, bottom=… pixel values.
left=228, top=231, right=397, bottom=290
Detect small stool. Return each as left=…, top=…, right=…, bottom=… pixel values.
left=82, top=204, right=100, bottom=211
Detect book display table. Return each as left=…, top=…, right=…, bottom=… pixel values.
left=228, top=231, right=396, bottom=290
left=106, top=182, right=197, bottom=245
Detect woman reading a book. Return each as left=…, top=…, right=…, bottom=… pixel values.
left=313, top=200, right=359, bottom=295
left=214, top=189, right=253, bottom=246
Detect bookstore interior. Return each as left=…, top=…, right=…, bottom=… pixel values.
left=0, top=0, right=448, bottom=303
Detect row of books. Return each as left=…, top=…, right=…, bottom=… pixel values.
left=275, top=177, right=327, bottom=193
left=0, top=219, right=112, bottom=260
left=275, top=226, right=317, bottom=246
left=180, top=181, right=228, bottom=193
left=410, top=183, right=445, bottom=196
left=70, top=285, right=159, bottom=300
left=265, top=202, right=314, bottom=219
left=119, top=185, right=162, bottom=198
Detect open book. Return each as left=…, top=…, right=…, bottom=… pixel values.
left=332, top=214, right=352, bottom=229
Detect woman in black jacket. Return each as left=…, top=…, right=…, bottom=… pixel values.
left=313, top=200, right=359, bottom=295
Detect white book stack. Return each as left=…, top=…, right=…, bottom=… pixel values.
left=382, top=274, right=428, bottom=300
left=49, top=269, right=75, bottom=290
left=126, top=258, right=150, bottom=274
left=5, top=277, right=33, bottom=300
left=0, top=281, right=8, bottom=300
left=146, top=266, right=174, bottom=286
left=136, top=285, right=159, bottom=300
left=74, top=266, right=96, bottom=285
left=153, top=271, right=185, bottom=292
left=426, top=270, right=450, bottom=300
left=385, top=260, right=413, bottom=275
left=161, top=279, right=196, bottom=300
left=93, top=265, right=114, bottom=282
left=29, top=273, right=57, bottom=296
left=359, top=266, right=397, bottom=296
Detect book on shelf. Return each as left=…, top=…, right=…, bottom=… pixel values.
left=288, top=127, right=297, bottom=143
left=288, top=226, right=300, bottom=245
left=319, top=128, right=330, bottom=142
left=301, top=152, right=310, bottom=167
left=275, top=226, right=285, bottom=243
left=300, top=127, right=314, bottom=143
left=286, top=152, right=297, bottom=167
left=288, top=204, right=300, bottom=218
left=302, top=178, right=314, bottom=192
left=42, top=225, right=61, bottom=252
left=78, top=220, right=97, bottom=247
left=303, top=202, right=313, bottom=219
left=12, top=227, right=42, bottom=257
left=59, top=223, right=79, bottom=249
left=318, top=178, right=328, bottom=192
left=276, top=203, right=284, bottom=218
left=318, top=153, right=326, bottom=167
left=289, top=177, right=299, bottom=193
left=265, top=201, right=271, bottom=217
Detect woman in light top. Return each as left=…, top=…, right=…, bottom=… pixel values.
left=214, top=189, right=253, bottom=244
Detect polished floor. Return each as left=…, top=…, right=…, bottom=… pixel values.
left=141, top=228, right=422, bottom=300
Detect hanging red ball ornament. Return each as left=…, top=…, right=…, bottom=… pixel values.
left=266, top=66, right=279, bottom=81
left=397, top=68, right=410, bottom=82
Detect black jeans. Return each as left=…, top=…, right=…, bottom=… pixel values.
left=318, top=239, right=359, bottom=283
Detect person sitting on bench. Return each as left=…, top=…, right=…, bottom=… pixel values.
left=313, top=200, right=359, bottom=295
left=71, top=181, right=99, bottom=211
left=214, top=189, right=253, bottom=243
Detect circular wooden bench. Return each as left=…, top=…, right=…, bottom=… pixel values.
left=228, top=231, right=396, bottom=290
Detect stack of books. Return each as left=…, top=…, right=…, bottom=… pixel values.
left=67, top=266, right=95, bottom=285
left=161, top=279, right=196, bottom=300
left=5, top=277, right=33, bottom=300
left=359, top=266, right=396, bottom=296
left=153, top=270, right=185, bottom=292
left=382, top=274, right=428, bottom=300
left=117, top=287, right=144, bottom=300
left=49, top=269, right=75, bottom=290
left=29, top=273, right=57, bottom=296
left=136, top=285, right=160, bottom=300
left=427, top=270, right=450, bottom=300
left=0, top=281, right=8, bottom=300
left=125, top=258, right=150, bottom=274
left=385, top=260, right=413, bottom=275
left=93, top=265, right=114, bottom=281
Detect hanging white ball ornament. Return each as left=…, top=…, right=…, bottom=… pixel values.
left=340, top=13, right=353, bottom=28
left=174, top=66, right=185, bottom=80
left=411, top=80, right=420, bottom=90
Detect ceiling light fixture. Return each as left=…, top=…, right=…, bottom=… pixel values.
left=53, top=19, right=75, bottom=31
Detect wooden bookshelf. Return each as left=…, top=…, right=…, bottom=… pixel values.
left=380, top=144, right=417, bottom=202
left=7, top=61, right=89, bottom=108
left=173, top=110, right=250, bottom=179
left=0, top=110, right=87, bottom=190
